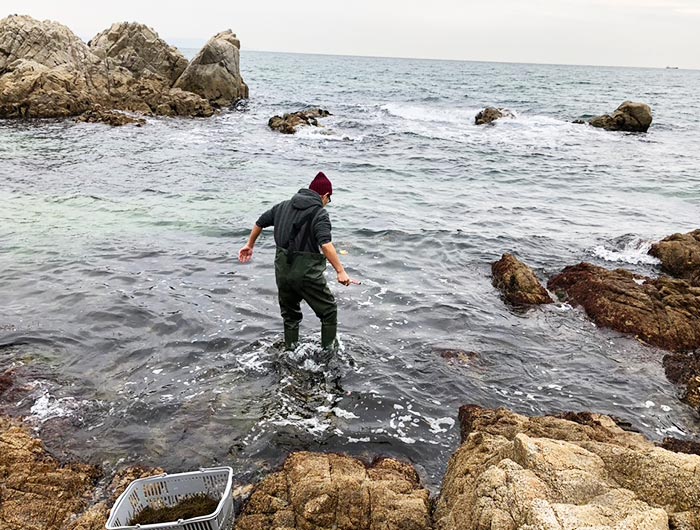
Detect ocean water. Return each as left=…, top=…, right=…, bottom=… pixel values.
left=1, top=51, right=699, bottom=489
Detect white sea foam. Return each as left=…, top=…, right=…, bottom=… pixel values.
left=382, top=102, right=488, bottom=125
left=332, top=407, right=359, bottom=419
left=425, top=416, right=456, bottom=434
left=28, top=390, right=92, bottom=423
left=591, top=237, right=661, bottom=266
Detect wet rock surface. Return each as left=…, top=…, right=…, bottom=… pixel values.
left=661, top=436, right=700, bottom=457
left=70, top=465, right=166, bottom=530
left=0, top=15, right=245, bottom=122
left=268, top=108, right=332, bottom=134
left=492, top=253, right=553, bottom=305
left=586, top=100, right=653, bottom=132
left=234, top=451, right=431, bottom=530
left=75, top=107, right=146, bottom=126
left=0, top=415, right=100, bottom=530
left=650, top=229, right=700, bottom=285
left=435, top=405, right=700, bottom=530
left=475, top=106, right=514, bottom=125
left=663, top=351, right=700, bottom=410
left=547, top=262, right=700, bottom=353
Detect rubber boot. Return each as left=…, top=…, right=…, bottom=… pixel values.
left=284, top=326, right=299, bottom=351
left=321, top=322, right=338, bottom=353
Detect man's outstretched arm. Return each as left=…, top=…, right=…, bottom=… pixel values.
left=321, top=242, right=356, bottom=286
left=239, top=224, right=263, bottom=263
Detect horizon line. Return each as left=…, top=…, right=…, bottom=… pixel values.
left=174, top=44, right=697, bottom=72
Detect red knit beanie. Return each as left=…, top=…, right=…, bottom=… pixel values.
left=309, top=172, right=333, bottom=197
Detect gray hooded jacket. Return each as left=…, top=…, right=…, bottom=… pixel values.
left=256, top=189, right=332, bottom=253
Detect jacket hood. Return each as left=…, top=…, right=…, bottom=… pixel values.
left=291, top=188, right=323, bottom=210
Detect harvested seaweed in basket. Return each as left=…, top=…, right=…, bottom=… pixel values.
left=130, top=493, right=219, bottom=525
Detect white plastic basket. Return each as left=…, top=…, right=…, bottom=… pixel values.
left=106, top=467, right=234, bottom=530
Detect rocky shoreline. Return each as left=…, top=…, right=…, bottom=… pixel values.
left=2, top=404, right=698, bottom=530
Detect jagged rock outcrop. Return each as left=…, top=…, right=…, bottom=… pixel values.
left=548, top=263, right=700, bottom=353
left=0, top=15, right=109, bottom=118
left=650, top=229, right=700, bottom=285
left=235, top=451, right=431, bottom=530
left=89, top=22, right=188, bottom=85
left=0, top=415, right=100, bottom=530
left=0, top=15, right=244, bottom=122
left=268, top=108, right=332, bottom=134
left=434, top=405, right=700, bottom=530
left=174, top=30, right=249, bottom=107
left=586, top=101, right=653, bottom=132
left=475, top=107, right=514, bottom=125
left=492, top=254, right=553, bottom=305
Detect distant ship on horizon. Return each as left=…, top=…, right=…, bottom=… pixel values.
left=665, top=66, right=679, bottom=69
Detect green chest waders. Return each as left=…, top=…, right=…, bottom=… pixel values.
left=275, top=209, right=338, bottom=351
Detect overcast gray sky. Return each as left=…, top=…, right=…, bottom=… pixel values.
left=6, top=0, right=700, bottom=68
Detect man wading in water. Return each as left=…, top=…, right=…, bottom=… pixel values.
left=238, top=172, right=356, bottom=351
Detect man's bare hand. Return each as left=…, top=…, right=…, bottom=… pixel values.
left=337, top=270, right=351, bottom=286
left=239, top=245, right=254, bottom=263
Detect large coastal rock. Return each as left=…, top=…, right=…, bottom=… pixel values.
left=587, top=101, right=653, bottom=132
left=434, top=405, right=700, bottom=530
left=475, top=107, right=514, bottom=125
left=0, top=415, right=100, bottom=530
left=0, top=15, right=109, bottom=118
left=268, top=108, right=332, bottom=134
left=650, top=229, right=700, bottom=285
left=89, top=22, right=188, bottom=85
left=0, top=15, right=244, bottom=121
left=235, top=451, right=431, bottom=530
left=492, top=254, right=553, bottom=305
left=548, top=263, right=700, bottom=353
left=174, top=30, right=249, bottom=107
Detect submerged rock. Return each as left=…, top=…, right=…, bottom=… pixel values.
left=268, top=108, right=332, bottom=134
left=0, top=415, right=100, bottom=530
left=436, top=348, right=480, bottom=366
left=76, top=107, right=146, bottom=126
left=586, top=100, right=653, bottom=132
left=548, top=262, right=700, bottom=352
left=435, top=405, right=700, bottom=530
left=492, top=253, right=553, bottom=305
left=174, top=30, right=249, bottom=107
left=235, top=451, right=431, bottom=530
left=474, top=106, right=514, bottom=125
left=649, top=229, right=700, bottom=285
left=0, top=15, right=246, bottom=122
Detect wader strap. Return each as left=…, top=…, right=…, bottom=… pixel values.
left=285, top=207, right=322, bottom=264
